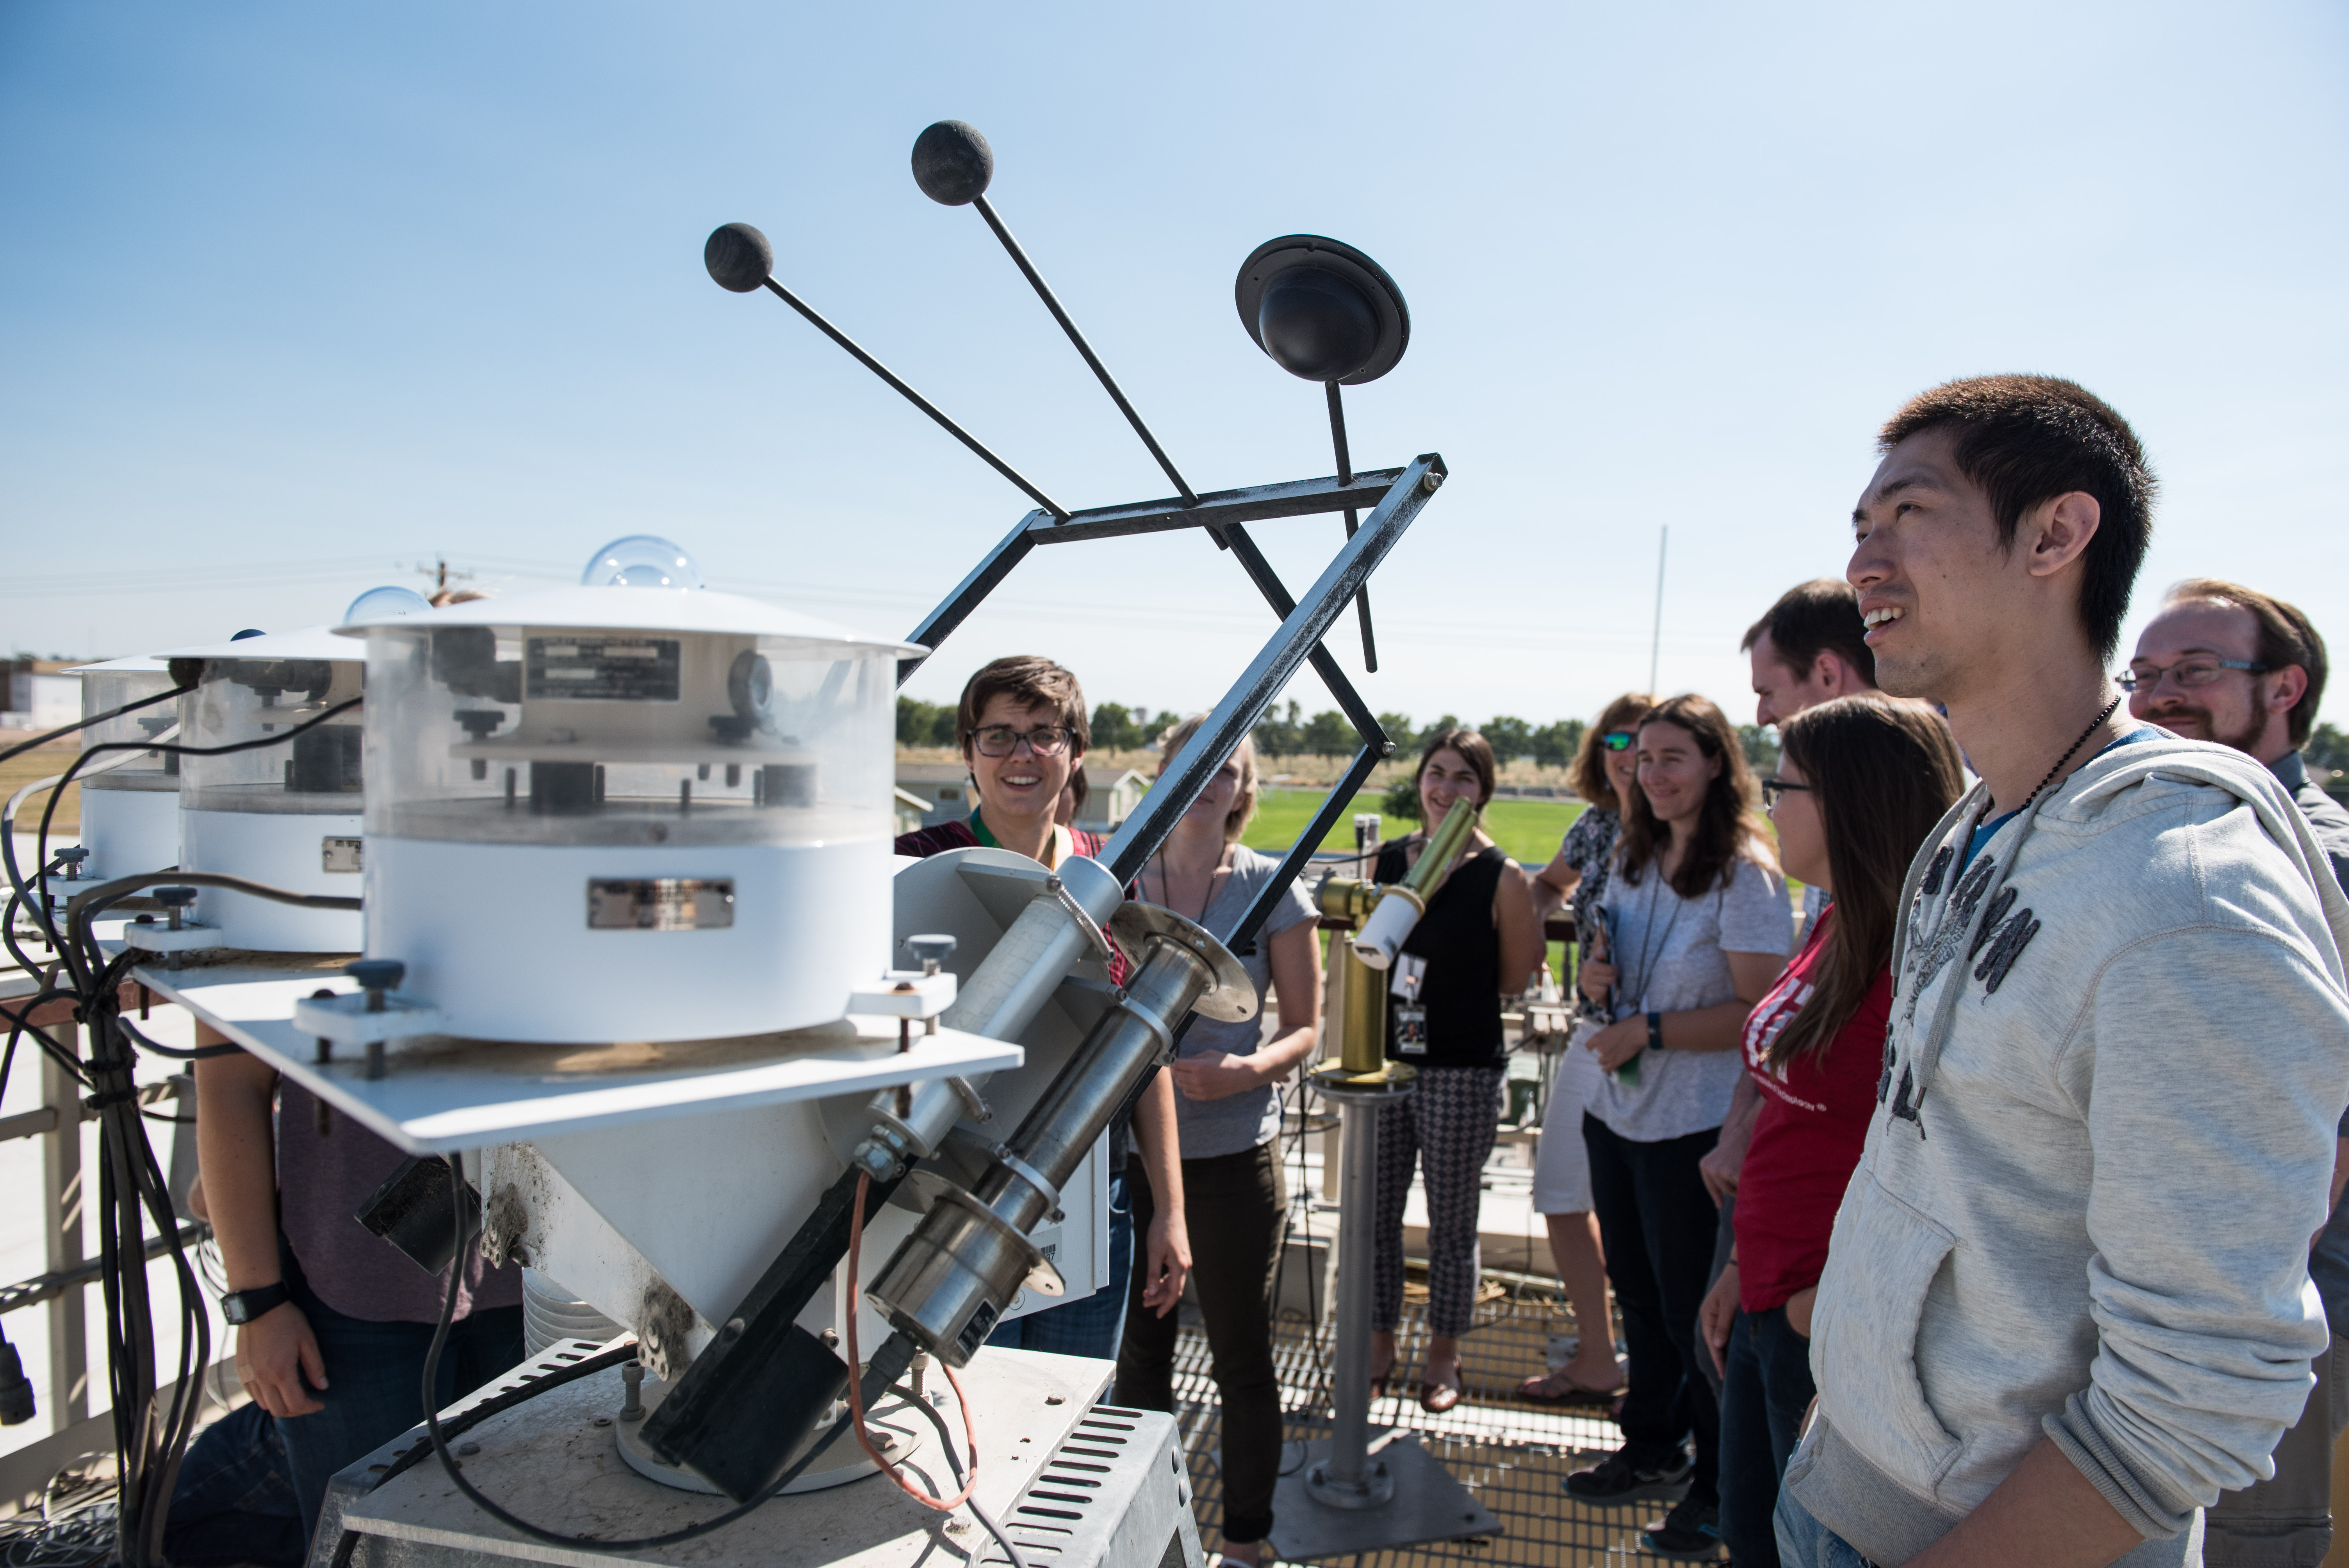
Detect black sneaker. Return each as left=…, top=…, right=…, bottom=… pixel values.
left=1641, top=1495, right=1722, bottom=1559
left=1561, top=1447, right=1693, bottom=1506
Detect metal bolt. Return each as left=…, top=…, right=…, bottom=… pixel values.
left=592, top=1415, right=612, bottom=1428
left=365, top=1040, right=385, bottom=1080
left=456, top=1441, right=480, bottom=1456
left=620, top=1361, right=644, bottom=1420
left=1421, top=469, right=1443, bottom=494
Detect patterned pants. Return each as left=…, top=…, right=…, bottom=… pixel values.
left=1373, top=1065, right=1504, bottom=1338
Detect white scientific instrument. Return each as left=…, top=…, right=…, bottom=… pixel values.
left=67, top=656, right=182, bottom=882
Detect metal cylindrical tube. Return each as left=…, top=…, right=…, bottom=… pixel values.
left=1337, top=941, right=1390, bottom=1076
left=868, top=930, right=1217, bottom=1363
left=939, top=854, right=1124, bottom=1044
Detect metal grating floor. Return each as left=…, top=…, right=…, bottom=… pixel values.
left=1165, top=1279, right=1705, bottom=1567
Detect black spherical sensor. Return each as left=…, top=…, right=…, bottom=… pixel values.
left=911, top=120, right=993, bottom=206
left=705, top=223, right=774, bottom=293
left=1257, top=267, right=1379, bottom=383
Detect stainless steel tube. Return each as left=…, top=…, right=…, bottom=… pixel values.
left=1329, top=1096, right=1380, bottom=1485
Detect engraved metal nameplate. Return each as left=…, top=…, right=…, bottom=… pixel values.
left=322, top=836, right=363, bottom=873
left=587, top=878, right=735, bottom=931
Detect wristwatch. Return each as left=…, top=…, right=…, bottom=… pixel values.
left=1646, top=1011, right=1665, bottom=1051
left=220, top=1282, right=291, bottom=1325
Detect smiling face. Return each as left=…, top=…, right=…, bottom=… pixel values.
left=1845, top=428, right=2015, bottom=706
left=1602, top=731, right=1641, bottom=808
left=1749, top=629, right=1861, bottom=728
left=1418, top=747, right=1486, bottom=826
left=1766, top=754, right=1829, bottom=891
left=1636, top=718, right=1720, bottom=831
left=2127, top=598, right=2300, bottom=760
left=964, top=693, right=1078, bottom=828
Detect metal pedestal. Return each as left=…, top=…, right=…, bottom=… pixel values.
left=1270, top=1077, right=1501, bottom=1562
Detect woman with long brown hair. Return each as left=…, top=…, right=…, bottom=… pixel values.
left=1561, top=695, right=1792, bottom=1558
left=1697, top=695, right=1964, bottom=1568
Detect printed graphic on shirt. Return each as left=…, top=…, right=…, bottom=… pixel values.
left=1741, top=968, right=1831, bottom=1112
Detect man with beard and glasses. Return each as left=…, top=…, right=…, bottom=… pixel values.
left=2128, top=579, right=2349, bottom=1568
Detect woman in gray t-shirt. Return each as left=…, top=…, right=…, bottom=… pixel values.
left=1110, top=719, right=1320, bottom=1565
left=1563, top=695, right=1791, bottom=1543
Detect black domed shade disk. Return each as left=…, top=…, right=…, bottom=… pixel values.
left=1234, top=235, right=1409, bottom=385
left=705, top=223, right=774, bottom=293
left=912, top=120, right=994, bottom=206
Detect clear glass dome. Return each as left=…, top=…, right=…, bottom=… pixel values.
left=182, top=650, right=366, bottom=816
left=362, top=617, right=892, bottom=848
left=344, top=584, right=435, bottom=622
left=78, top=665, right=182, bottom=794
left=581, top=535, right=705, bottom=590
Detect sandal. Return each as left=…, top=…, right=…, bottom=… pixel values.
left=1419, top=1367, right=1463, bottom=1413
left=1515, top=1368, right=1625, bottom=1406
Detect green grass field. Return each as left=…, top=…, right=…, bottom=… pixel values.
left=1240, top=788, right=1584, bottom=865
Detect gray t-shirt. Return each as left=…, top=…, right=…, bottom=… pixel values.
left=1586, top=847, right=1793, bottom=1143
left=1153, top=845, right=1317, bottom=1160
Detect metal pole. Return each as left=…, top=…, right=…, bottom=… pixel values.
left=1648, top=525, right=1668, bottom=695
left=1326, top=381, right=1376, bottom=671
left=43, top=1040, right=87, bottom=1427
left=1310, top=1088, right=1396, bottom=1508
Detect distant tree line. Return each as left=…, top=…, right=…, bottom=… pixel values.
left=1245, top=702, right=1592, bottom=769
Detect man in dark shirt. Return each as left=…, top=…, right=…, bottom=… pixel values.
left=2128, top=578, right=2349, bottom=1567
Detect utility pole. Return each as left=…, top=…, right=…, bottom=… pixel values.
left=1647, top=526, right=1668, bottom=695
left=416, top=556, right=474, bottom=599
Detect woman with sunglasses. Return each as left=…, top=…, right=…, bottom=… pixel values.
left=1561, top=694, right=1791, bottom=1558
left=1696, top=695, right=1963, bottom=1568
left=893, top=656, right=1192, bottom=1359
left=1518, top=692, right=1652, bottom=1405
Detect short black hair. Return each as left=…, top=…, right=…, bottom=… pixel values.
left=1880, top=375, right=2155, bottom=663
left=1741, top=579, right=1876, bottom=688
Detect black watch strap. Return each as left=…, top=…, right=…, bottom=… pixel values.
left=1647, top=1011, right=1665, bottom=1051
left=221, top=1282, right=291, bottom=1325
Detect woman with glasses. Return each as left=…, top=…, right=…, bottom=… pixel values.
left=1367, top=728, right=1545, bottom=1413
left=1696, top=695, right=1963, bottom=1568
left=1560, top=694, right=1791, bottom=1559
left=1114, top=716, right=1321, bottom=1568
left=893, top=656, right=1192, bottom=1359
left=1518, top=692, right=1652, bottom=1406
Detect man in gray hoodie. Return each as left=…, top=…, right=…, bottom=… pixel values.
left=1779, top=376, right=2349, bottom=1568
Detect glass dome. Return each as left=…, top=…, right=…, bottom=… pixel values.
left=581, top=535, right=705, bottom=591
left=343, top=584, right=435, bottom=622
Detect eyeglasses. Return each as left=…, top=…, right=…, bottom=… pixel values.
left=1600, top=731, right=1636, bottom=752
left=2116, top=658, right=2270, bottom=695
left=1761, top=777, right=1813, bottom=810
left=971, top=723, right=1073, bottom=758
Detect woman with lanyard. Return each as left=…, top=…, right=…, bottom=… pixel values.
left=1113, top=716, right=1321, bottom=1568
left=1520, top=691, right=1652, bottom=1405
left=1695, top=694, right=1964, bottom=1568
left=1561, top=694, right=1791, bottom=1561
left=1366, top=728, right=1544, bottom=1413
left=892, top=655, right=1191, bottom=1355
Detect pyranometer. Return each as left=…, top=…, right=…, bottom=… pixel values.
left=66, top=656, right=182, bottom=884
left=342, top=537, right=920, bottom=1043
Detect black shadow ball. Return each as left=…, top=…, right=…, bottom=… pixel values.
left=911, top=120, right=993, bottom=206
left=705, top=223, right=774, bottom=293
left=1257, top=267, right=1379, bottom=383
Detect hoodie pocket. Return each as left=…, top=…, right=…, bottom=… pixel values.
left=1814, top=1172, right=1964, bottom=1489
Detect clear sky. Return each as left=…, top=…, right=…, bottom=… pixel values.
left=3, top=2, right=2344, bottom=739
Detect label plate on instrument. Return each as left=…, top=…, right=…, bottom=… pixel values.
left=321, top=836, right=363, bottom=873
left=526, top=637, right=681, bottom=702
left=587, top=878, right=736, bottom=931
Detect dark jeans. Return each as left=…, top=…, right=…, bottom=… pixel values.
left=1116, top=1145, right=1288, bottom=1546
left=1585, top=1113, right=1722, bottom=1502
left=1720, top=1304, right=1816, bottom=1568
left=988, top=1171, right=1133, bottom=1358
left=166, top=1402, right=305, bottom=1568
left=276, top=1240, right=525, bottom=1540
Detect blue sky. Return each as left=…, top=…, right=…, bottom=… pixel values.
left=4, top=2, right=2344, bottom=737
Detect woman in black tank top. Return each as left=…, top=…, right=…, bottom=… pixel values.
left=1367, top=729, right=1543, bottom=1412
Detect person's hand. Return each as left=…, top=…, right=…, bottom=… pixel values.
left=1784, top=1285, right=1816, bottom=1340
left=236, top=1301, right=326, bottom=1418
left=1699, top=1123, right=1751, bottom=1208
left=1701, top=1262, right=1740, bottom=1378
left=1577, top=955, right=1617, bottom=1005
left=1137, top=1208, right=1192, bottom=1319
left=1587, top=1016, right=1645, bottom=1072
left=1168, top=1051, right=1261, bottom=1103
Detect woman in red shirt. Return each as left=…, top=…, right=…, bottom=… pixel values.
left=1699, top=694, right=1964, bottom=1568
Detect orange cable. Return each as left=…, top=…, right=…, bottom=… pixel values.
left=846, top=1170, right=981, bottom=1511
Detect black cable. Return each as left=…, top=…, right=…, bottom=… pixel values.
left=887, top=1381, right=1028, bottom=1568
left=0, top=681, right=192, bottom=941
left=29, top=696, right=360, bottom=967
left=417, top=1155, right=896, bottom=1550
left=113, top=1016, right=241, bottom=1061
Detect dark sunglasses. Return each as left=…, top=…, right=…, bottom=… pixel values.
left=1761, top=777, right=1813, bottom=810
left=1600, top=731, right=1636, bottom=752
